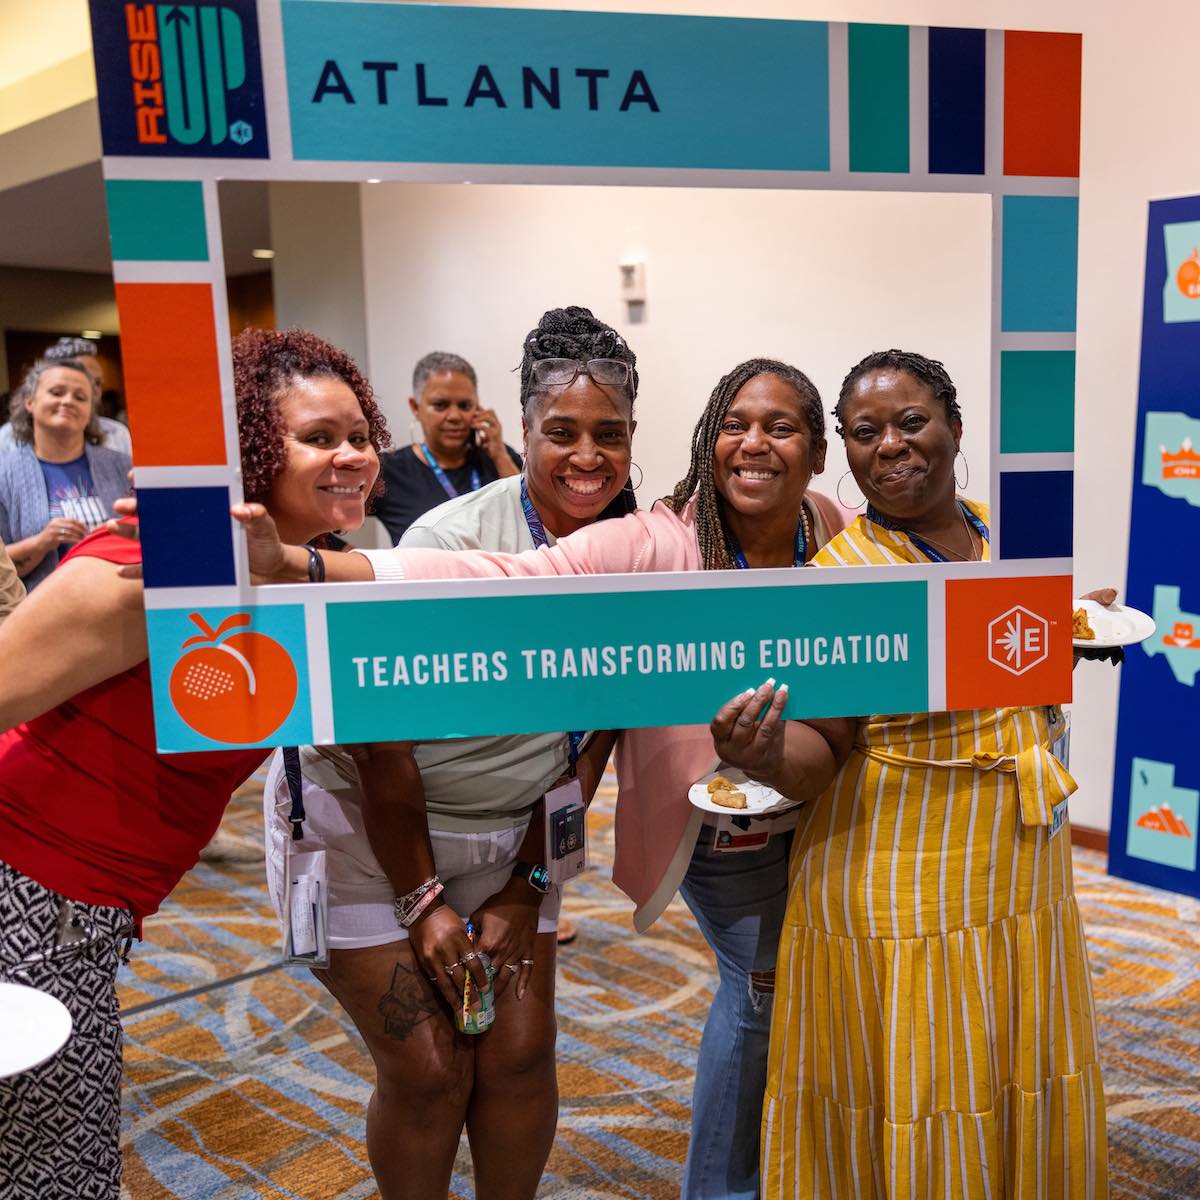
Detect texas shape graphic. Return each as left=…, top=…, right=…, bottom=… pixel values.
left=1144, top=585, right=1200, bottom=686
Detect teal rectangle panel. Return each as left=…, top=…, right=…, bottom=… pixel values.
left=327, top=580, right=928, bottom=741
left=283, top=2, right=830, bottom=170
left=999, top=350, right=1075, bottom=452
left=848, top=23, right=909, bottom=173
left=1001, top=195, right=1079, bottom=332
left=104, top=180, right=208, bottom=261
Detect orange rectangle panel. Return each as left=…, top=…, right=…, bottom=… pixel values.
left=1003, top=31, right=1082, bottom=178
left=116, top=283, right=229, bottom=466
left=945, top=574, right=1074, bottom=711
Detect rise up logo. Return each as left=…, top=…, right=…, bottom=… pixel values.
left=90, top=0, right=269, bottom=157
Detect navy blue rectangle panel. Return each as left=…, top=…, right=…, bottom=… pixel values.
left=928, top=27, right=986, bottom=175
left=998, top=471, right=1073, bottom=559
left=140, top=486, right=237, bottom=588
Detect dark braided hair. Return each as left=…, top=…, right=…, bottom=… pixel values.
left=519, top=306, right=639, bottom=519
left=666, top=358, right=824, bottom=571
left=834, top=349, right=962, bottom=438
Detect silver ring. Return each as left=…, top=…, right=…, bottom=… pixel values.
left=519, top=958, right=535, bottom=966
left=505, top=963, right=519, bottom=973
left=443, top=962, right=460, bottom=975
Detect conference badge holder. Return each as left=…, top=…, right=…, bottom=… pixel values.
left=544, top=777, right=587, bottom=885
left=282, top=842, right=330, bottom=969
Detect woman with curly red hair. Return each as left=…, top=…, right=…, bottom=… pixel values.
left=0, top=328, right=389, bottom=1200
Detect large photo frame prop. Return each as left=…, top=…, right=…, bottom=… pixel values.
left=89, top=1, right=1081, bottom=751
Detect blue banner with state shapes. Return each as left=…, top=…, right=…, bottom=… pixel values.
left=1110, top=195, right=1200, bottom=899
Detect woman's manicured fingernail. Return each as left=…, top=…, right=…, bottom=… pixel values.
left=777, top=683, right=789, bottom=696
left=764, top=677, right=776, bottom=689
left=740, top=688, right=755, bottom=700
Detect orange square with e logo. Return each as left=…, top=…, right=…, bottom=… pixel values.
left=945, top=576, right=1073, bottom=711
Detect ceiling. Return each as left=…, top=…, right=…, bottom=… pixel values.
left=0, top=165, right=273, bottom=277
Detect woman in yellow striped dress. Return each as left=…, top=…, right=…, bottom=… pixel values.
left=726, top=351, right=1106, bottom=1198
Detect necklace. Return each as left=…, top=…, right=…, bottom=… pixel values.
left=906, top=503, right=978, bottom=562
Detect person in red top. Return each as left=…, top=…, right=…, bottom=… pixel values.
left=0, top=327, right=391, bottom=1200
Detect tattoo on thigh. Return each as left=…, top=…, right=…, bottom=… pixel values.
left=377, top=962, right=441, bottom=1040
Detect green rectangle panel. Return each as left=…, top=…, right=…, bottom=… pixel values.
left=848, top=23, right=909, bottom=173
left=1000, top=350, right=1075, bottom=452
left=327, top=579, right=929, bottom=741
left=105, top=180, right=208, bottom=261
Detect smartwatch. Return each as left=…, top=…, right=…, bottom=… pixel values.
left=512, top=861, right=551, bottom=894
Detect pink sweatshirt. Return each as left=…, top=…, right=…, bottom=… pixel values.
left=361, top=491, right=847, bottom=930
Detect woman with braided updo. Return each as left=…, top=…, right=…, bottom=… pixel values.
left=243, top=354, right=849, bottom=1200
left=259, top=306, right=637, bottom=1200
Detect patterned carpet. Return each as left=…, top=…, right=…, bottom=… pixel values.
left=114, top=770, right=1200, bottom=1199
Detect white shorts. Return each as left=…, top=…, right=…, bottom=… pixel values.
left=263, top=751, right=561, bottom=951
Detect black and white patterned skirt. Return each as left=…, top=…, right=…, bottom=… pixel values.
left=0, top=860, right=134, bottom=1200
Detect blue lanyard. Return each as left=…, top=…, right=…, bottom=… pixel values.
left=520, top=477, right=584, bottom=768
left=726, top=507, right=808, bottom=569
left=419, top=444, right=480, bottom=500
left=866, top=501, right=990, bottom=563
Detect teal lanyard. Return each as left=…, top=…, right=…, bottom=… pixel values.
left=419, top=444, right=480, bottom=500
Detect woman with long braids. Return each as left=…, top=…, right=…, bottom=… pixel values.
left=242, top=355, right=848, bottom=1200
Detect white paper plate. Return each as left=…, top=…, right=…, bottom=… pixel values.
left=688, top=768, right=797, bottom=816
left=0, top=982, right=72, bottom=1079
left=1073, top=599, right=1156, bottom=649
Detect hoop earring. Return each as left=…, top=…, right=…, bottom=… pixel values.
left=836, top=470, right=866, bottom=510
left=628, top=461, right=644, bottom=491
left=954, top=451, right=969, bottom=492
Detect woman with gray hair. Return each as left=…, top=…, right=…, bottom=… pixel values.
left=0, top=358, right=130, bottom=590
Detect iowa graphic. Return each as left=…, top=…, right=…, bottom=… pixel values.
left=1143, top=413, right=1200, bottom=507
left=1145, top=585, right=1200, bottom=686
left=1128, top=757, right=1198, bottom=872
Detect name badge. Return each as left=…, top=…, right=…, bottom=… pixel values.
left=544, top=777, right=587, bottom=885
left=282, top=842, right=330, bottom=968
left=1049, top=799, right=1069, bottom=841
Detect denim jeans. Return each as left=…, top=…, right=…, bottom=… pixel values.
left=677, top=823, right=792, bottom=1200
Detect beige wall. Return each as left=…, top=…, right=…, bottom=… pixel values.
left=360, top=183, right=993, bottom=510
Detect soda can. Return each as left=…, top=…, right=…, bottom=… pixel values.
left=457, top=951, right=495, bottom=1034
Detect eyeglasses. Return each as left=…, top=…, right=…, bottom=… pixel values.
left=529, top=358, right=633, bottom=396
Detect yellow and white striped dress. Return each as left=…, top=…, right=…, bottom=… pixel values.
left=763, top=503, right=1107, bottom=1199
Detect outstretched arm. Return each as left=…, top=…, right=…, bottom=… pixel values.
left=0, top=555, right=146, bottom=733
left=235, top=501, right=672, bottom=584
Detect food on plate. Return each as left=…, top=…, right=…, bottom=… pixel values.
left=1072, top=607, right=1096, bottom=641
left=710, top=787, right=748, bottom=809
left=707, top=775, right=735, bottom=793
